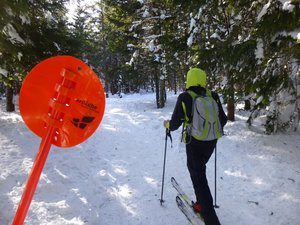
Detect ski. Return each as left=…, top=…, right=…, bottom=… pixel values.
left=171, top=177, right=204, bottom=222
left=176, top=195, right=203, bottom=225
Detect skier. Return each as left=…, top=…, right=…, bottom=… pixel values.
left=164, top=68, right=227, bottom=225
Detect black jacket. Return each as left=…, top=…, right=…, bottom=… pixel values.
left=169, top=86, right=228, bottom=140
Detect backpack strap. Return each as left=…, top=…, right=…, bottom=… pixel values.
left=207, top=90, right=221, bottom=139
left=187, top=90, right=197, bottom=99
left=181, top=101, right=187, bottom=143
left=180, top=90, right=197, bottom=143
left=181, top=101, right=189, bottom=123
left=187, top=90, right=202, bottom=119
left=183, top=90, right=197, bottom=124
left=191, top=91, right=210, bottom=140
left=187, top=90, right=197, bottom=118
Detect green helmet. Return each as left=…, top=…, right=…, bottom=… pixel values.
left=186, top=68, right=207, bottom=89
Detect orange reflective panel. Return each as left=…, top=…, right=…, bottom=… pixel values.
left=19, top=55, right=106, bottom=147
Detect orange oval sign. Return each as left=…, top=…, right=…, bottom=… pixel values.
left=19, top=56, right=105, bottom=147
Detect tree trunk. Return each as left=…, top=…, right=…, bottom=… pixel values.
left=155, top=66, right=160, bottom=108
left=159, top=78, right=165, bottom=108
left=173, top=71, right=177, bottom=95
left=6, top=86, right=15, bottom=112
left=227, top=95, right=235, bottom=121
left=105, top=79, right=109, bottom=98
left=244, top=99, right=251, bottom=110
left=227, top=70, right=235, bottom=121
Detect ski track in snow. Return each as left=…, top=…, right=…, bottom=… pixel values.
left=0, top=93, right=300, bottom=225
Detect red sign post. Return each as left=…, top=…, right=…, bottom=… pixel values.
left=12, top=56, right=105, bottom=225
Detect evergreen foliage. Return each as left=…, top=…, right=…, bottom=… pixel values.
left=0, top=0, right=70, bottom=111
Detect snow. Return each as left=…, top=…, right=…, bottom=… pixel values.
left=19, top=14, right=30, bottom=25
left=17, top=52, right=23, bottom=61
left=196, top=8, right=202, bottom=20
left=159, top=13, right=170, bottom=20
left=255, top=38, right=264, bottom=64
left=210, top=33, right=221, bottom=41
left=148, top=40, right=156, bottom=52
left=1, top=93, right=300, bottom=225
left=187, top=34, right=193, bottom=47
left=189, top=18, right=196, bottom=32
left=54, top=42, right=61, bottom=51
left=142, top=9, right=149, bottom=18
left=271, top=28, right=300, bottom=42
left=127, top=44, right=135, bottom=49
left=279, top=0, right=295, bottom=12
left=257, top=0, right=295, bottom=22
left=3, top=24, right=25, bottom=45
left=133, top=51, right=138, bottom=58
left=0, top=68, right=8, bottom=77
left=256, top=96, right=263, bottom=105
left=257, top=1, right=271, bottom=22
left=45, top=11, right=56, bottom=22
left=186, top=13, right=202, bottom=47
left=66, top=0, right=98, bottom=23
left=5, top=6, right=14, bottom=17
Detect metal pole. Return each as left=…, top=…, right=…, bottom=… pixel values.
left=160, top=129, right=169, bottom=205
left=214, top=145, right=219, bottom=208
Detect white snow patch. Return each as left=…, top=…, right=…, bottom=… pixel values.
left=257, top=1, right=271, bottom=22
left=279, top=0, right=295, bottom=12
left=19, top=14, right=30, bottom=25
left=17, top=52, right=23, bottom=61
left=3, top=24, right=25, bottom=45
left=255, top=38, right=264, bottom=64
left=187, top=34, right=193, bottom=47
left=0, top=68, right=8, bottom=77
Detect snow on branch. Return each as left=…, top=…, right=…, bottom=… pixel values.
left=3, top=24, right=25, bottom=45
left=279, top=0, right=295, bottom=12
left=0, top=68, right=8, bottom=77
left=255, top=38, right=264, bottom=65
left=258, top=0, right=296, bottom=22
left=257, top=1, right=271, bottom=22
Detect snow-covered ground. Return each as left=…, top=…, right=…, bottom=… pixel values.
left=0, top=92, right=299, bottom=225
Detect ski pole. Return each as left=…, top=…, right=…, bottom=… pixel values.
left=160, top=128, right=172, bottom=205
left=214, top=145, right=220, bottom=208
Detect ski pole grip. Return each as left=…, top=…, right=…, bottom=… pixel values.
left=166, top=129, right=173, bottom=147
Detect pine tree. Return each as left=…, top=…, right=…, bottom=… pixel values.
left=181, top=0, right=240, bottom=121
left=253, top=0, right=300, bottom=133
left=0, top=1, right=29, bottom=111
left=0, top=0, right=70, bottom=112
left=101, top=0, right=142, bottom=96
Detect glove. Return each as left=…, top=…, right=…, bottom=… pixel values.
left=163, top=120, right=170, bottom=129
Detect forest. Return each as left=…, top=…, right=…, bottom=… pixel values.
left=0, top=0, right=300, bottom=134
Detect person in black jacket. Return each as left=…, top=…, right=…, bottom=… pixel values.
left=164, top=68, right=227, bottom=225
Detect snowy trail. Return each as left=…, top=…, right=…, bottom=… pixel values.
left=89, top=94, right=189, bottom=225
left=1, top=93, right=300, bottom=225
left=0, top=94, right=188, bottom=225
left=217, top=116, right=300, bottom=225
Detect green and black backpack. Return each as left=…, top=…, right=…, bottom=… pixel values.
left=182, top=89, right=222, bottom=142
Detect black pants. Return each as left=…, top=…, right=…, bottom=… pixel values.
left=186, top=139, right=221, bottom=225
